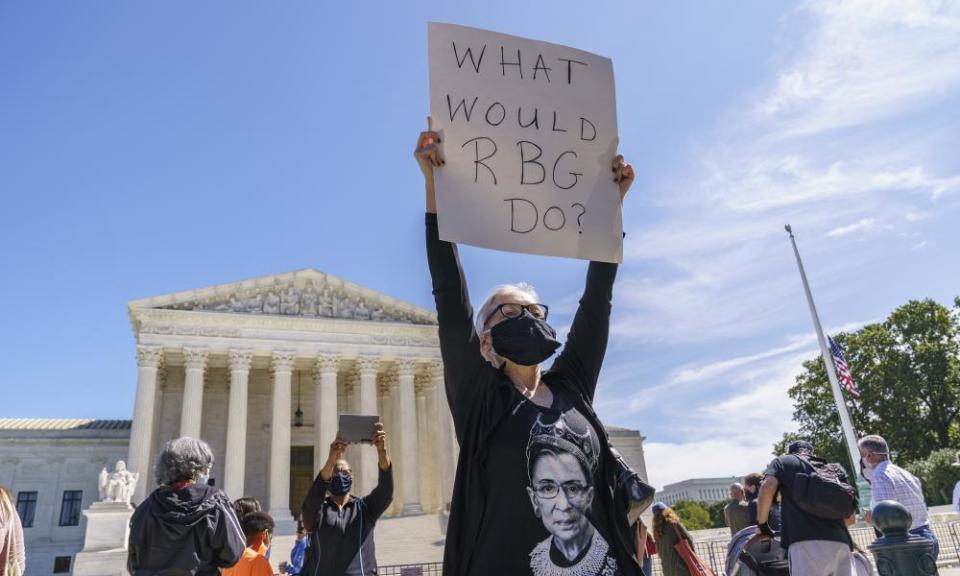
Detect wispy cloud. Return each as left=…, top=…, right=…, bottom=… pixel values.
left=640, top=349, right=812, bottom=488
left=756, top=0, right=960, bottom=136
left=826, top=218, right=885, bottom=238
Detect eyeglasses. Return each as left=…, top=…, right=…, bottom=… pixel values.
left=484, top=303, right=549, bottom=327
left=533, top=480, right=589, bottom=502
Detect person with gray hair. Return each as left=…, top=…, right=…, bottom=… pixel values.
left=128, top=437, right=245, bottom=576
left=858, top=434, right=938, bottom=560
left=417, top=123, right=640, bottom=576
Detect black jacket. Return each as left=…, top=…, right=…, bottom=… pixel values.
left=127, top=483, right=245, bottom=576
left=425, top=213, right=641, bottom=576
left=300, top=465, right=394, bottom=576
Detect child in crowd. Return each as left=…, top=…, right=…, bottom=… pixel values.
left=223, top=511, right=274, bottom=576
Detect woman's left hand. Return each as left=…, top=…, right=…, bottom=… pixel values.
left=612, top=154, right=635, bottom=202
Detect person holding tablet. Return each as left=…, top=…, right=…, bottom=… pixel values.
left=300, top=423, right=393, bottom=576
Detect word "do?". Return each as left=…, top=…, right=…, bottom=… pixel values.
left=505, top=199, right=586, bottom=235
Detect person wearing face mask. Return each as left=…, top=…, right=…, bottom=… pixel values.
left=223, top=512, right=275, bottom=576
left=128, top=437, right=246, bottom=576
left=858, top=434, right=938, bottom=561
left=300, top=423, right=393, bottom=576
left=416, top=121, right=640, bottom=576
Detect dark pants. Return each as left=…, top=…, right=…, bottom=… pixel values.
left=910, top=525, right=940, bottom=561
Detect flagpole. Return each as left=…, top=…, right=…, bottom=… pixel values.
left=785, top=224, right=870, bottom=510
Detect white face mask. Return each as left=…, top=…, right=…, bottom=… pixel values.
left=861, top=460, right=874, bottom=481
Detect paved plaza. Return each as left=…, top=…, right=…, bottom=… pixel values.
left=267, top=513, right=445, bottom=572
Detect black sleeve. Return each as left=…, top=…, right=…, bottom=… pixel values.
left=126, top=508, right=143, bottom=575
left=748, top=500, right=758, bottom=526
left=301, top=473, right=332, bottom=532
left=548, top=261, right=618, bottom=403
left=127, top=546, right=139, bottom=575
left=425, top=212, right=487, bottom=433
left=764, top=456, right=786, bottom=483
left=362, top=465, right=395, bottom=520
left=211, top=495, right=246, bottom=568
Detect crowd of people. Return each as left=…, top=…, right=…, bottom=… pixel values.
left=644, top=435, right=946, bottom=576
left=101, top=426, right=949, bottom=576
left=121, top=419, right=393, bottom=576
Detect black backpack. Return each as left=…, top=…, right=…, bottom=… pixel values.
left=791, top=454, right=858, bottom=520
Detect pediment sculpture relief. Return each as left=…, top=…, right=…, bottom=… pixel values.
left=158, top=278, right=435, bottom=325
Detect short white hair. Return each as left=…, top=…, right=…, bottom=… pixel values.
left=475, top=283, right=539, bottom=366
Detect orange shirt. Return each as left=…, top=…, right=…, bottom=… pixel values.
left=222, top=546, right=273, bottom=576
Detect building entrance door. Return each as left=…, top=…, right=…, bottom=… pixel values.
left=290, top=446, right=314, bottom=521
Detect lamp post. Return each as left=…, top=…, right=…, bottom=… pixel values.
left=294, top=371, right=304, bottom=428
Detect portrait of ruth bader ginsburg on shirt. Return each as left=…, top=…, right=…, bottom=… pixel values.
left=525, top=412, right=619, bottom=576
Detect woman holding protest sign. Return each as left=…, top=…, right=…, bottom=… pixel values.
left=417, top=119, right=639, bottom=576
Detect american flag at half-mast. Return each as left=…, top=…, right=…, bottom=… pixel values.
left=828, top=336, right=860, bottom=399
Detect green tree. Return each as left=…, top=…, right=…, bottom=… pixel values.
left=707, top=500, right=728, bottom=529
left=671, top=500, right=712, bottom=531
left=905, top=448, right=960, bottom=506
left=776, top=298, right=960, bottom=472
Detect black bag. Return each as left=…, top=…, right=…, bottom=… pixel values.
left=792, top=454, right=858, bottom=520
left=610, top=447, right=655, bottom=524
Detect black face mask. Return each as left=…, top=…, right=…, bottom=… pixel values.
left=329, top=472, right=352, bottom=496
left=490, top=311, right=561, bottom=366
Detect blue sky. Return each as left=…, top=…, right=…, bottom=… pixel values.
left=2, top=1, right=959, bottom=488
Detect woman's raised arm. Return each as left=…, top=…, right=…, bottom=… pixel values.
left=549, top=155, right=634, bottom=403
left=418, top=120, right=484, bottom=436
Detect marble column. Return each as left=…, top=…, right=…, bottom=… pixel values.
left=313, top=354, right=340, bottom=476
left=416, top=382, right=435, bottom=511
left=379, top=372, right=400, bottom=515
left=224, top=349, right=253, bottom=500
left=356, top=355, right=381, bottom=495
left=342, top=371, right=360, bottom=473
left=432, top=363, right=455, bottom=505
left=128, top=345, right=163, bottom=503
left=397, top=359, right=422, bottom=514
left=179, top=347, right=209, bottom=439
left=269, top=350, right=297, bottom=534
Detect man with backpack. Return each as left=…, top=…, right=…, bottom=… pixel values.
left=755, top=440, right=856, bottom=576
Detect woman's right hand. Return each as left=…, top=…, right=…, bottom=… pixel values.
left=415, top=117, right=444, bottom=213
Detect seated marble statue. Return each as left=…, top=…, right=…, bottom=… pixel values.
left=98, top=461, right=139, bottom=504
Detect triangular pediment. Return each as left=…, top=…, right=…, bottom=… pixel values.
left=128, top=269, right=437, bottom=325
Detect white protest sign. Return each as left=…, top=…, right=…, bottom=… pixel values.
left=428, top=23, right=622, bottom=263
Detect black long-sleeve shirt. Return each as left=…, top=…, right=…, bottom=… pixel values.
left=300, top=465, right=393, bottom=576
left=425, top=213, right=641, bottom=576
